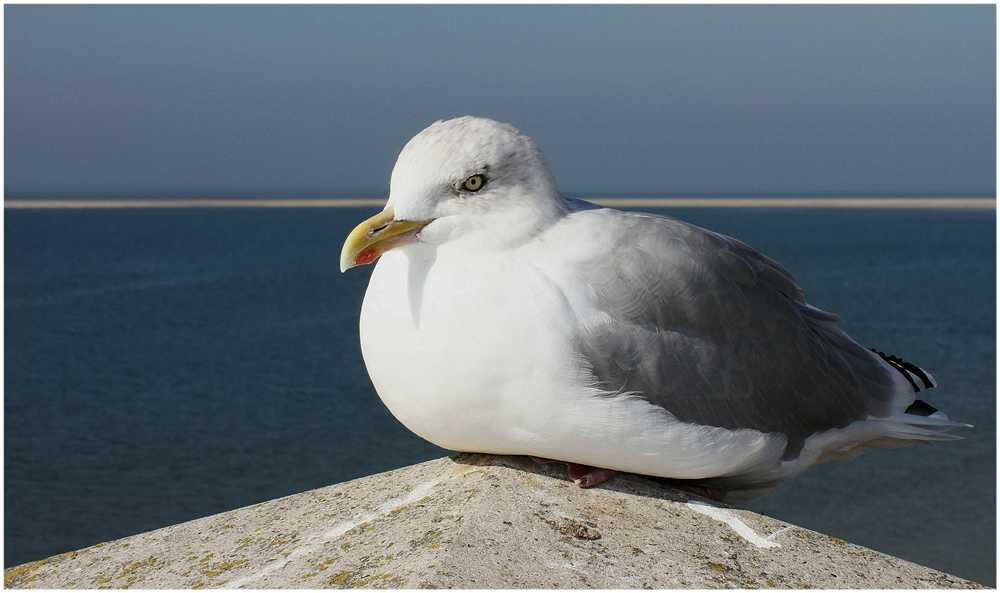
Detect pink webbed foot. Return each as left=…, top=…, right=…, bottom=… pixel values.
left=529, top=457, right=618, bottom=488
left=567, top=463, right=618, bottom=488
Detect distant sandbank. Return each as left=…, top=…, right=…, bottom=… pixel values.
left=4, top=197, right=995, bottom=210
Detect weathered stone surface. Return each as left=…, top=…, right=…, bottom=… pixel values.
left=5, top=455, right=983, bottom=589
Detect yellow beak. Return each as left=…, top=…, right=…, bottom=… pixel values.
left=340, top=206, right=431, bottom=272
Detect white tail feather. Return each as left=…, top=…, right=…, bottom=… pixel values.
left=896, top=413, right=972, bottom=429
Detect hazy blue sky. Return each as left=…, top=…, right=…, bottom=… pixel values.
left=5, top=5, right=995, bottom=199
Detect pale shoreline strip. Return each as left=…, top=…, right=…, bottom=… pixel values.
left=3, top=197, right=995, bottom=210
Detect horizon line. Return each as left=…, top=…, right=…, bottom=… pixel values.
left=4, top=197, right=996, bottom=210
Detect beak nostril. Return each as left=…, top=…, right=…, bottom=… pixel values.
left=368, top=223, right=390, bottom=236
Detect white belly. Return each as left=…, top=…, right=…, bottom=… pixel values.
left=360, top=244, right=574, bottom=452
left=358, top=244, right=785, bottom=480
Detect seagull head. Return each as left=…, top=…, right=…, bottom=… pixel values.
left=340, top=116, right=565, bottom=272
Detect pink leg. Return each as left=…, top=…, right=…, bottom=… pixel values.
left=529, top=457, right=618, bottom=488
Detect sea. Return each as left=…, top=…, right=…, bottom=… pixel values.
left=5, top=206, right=996, bottom=585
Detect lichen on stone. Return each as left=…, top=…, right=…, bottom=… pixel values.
left=4, top=558, right=49, bottom=587
left=200, top=557, right=249, bottom=578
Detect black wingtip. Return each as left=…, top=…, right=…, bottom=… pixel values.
left=869, top=348, right=935, bottom=392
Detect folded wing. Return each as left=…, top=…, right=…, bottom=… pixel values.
left=567, top=209, right=899, bottom=459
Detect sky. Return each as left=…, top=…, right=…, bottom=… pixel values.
left=4, top=5, right=996, bottom=199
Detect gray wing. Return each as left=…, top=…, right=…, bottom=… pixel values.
left=571, top=209, right=898, bottom=459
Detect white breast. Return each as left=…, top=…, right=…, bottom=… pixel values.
left=360, top=243, right=577, bottom=453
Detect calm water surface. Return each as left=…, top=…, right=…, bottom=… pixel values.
left=5, top=207, right=995, bottom=584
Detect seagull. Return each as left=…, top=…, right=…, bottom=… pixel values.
left=340, top=116, right=967, bottom=498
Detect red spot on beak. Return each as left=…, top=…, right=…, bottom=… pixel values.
left=355, top=246, right=380, bottom=266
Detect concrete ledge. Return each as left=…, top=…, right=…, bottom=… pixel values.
left=5, top=455, right=983, bottom=589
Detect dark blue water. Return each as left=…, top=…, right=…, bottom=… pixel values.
left=5, top=207, right=995, bottom=585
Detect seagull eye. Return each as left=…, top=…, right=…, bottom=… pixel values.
left=462, top=174, right=486, bottom=192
